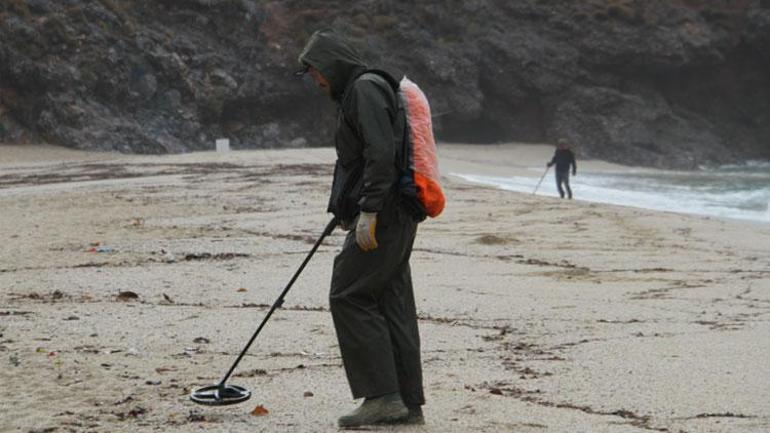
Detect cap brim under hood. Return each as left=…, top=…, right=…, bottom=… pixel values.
left=297, top=29, right=367, bottom=101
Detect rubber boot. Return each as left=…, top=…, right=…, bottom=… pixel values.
left=384, top=405, right=424, bottom=425
left=404, top=405, right=425, bottom=425
left=337, top=392, right=409, bottom=428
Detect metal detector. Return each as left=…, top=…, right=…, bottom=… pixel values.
left=190, top=217, right=337, bottom=406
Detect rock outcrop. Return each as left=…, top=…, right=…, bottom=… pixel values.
left=1, top=0, right=769, bottom=168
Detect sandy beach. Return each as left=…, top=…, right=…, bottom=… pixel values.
left=1, top=143, right=769, bottom=433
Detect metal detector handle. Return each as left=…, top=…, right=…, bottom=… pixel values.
left=322, top=216, right=338, bottom=237
left=273, top=217, right=337, bottom=309
left=217, top=217, right=337, bottom=387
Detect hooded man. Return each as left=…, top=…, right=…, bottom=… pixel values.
left=547, top=138, right=577, bottom=199
left=297, top=29, right=425, bottom=427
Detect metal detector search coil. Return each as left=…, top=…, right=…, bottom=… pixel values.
left=190, top=384, right=251, bottom=406
left=189, top=218, right=337, bottom=406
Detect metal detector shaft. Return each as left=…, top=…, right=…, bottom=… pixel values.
left=533, top=166, right=550, bottom=195
left=216, top=217, right=337, bottom=387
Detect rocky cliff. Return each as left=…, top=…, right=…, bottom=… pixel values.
left=1, top=0, right=769, bottom=168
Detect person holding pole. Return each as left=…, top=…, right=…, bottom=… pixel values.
left=547, top=138, right=577, bottom=199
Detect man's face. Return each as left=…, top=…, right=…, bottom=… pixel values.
left=308, top=66, right=331, bottom=96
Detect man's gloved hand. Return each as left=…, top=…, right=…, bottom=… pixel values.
left=355, top=212, right=378, bottom=251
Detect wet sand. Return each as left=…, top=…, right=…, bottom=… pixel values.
left=1, top=143, right=769, bottom=433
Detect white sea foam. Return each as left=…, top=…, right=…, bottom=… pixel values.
left=454, top=164, right=770, bottom=224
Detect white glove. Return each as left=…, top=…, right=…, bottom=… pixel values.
left=355, top=212, right=378, bottom=251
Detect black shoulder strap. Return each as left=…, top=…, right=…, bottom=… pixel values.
left=341, top=69, right=399, bottom=127
left=357, top=69, right=400, bottom=94
left=347, top=69, right=410, bottom=172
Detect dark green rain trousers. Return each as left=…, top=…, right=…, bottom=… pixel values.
left=331, top=214, right=423, bottom=405
left=299, top=29, right=425, bottom=406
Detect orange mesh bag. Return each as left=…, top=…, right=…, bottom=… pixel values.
left=400, top=77, right=445, bottom=218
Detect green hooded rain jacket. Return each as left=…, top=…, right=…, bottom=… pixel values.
left=298, top=29, right=406, bottom=224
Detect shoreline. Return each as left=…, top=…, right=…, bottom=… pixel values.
left=439, top=142, right=770, bottom=225
left=2, top=142, right=768, bottom=225
left=3, top=142, right=767, bottom=224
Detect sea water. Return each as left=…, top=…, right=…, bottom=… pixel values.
left=454, top=161, right=770, bottom=224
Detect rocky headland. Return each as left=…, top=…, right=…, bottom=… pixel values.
left=1, top=0, right=769, bottom=168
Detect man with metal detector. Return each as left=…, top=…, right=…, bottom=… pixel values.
left=547, top=138, right=577, bottom=199
left=296, top=29, right=425, bottom=427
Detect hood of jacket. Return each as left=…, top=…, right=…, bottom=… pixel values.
left=298, top=29, right=367, bottom=101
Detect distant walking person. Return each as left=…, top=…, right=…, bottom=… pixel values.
left=547, top=138, right=577, bottom=199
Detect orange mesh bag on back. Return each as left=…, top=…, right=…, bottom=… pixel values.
left=400, top=77, right=445, bottom=218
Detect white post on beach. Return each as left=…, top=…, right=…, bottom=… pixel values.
left=215, top=138, right=230, bottom=153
